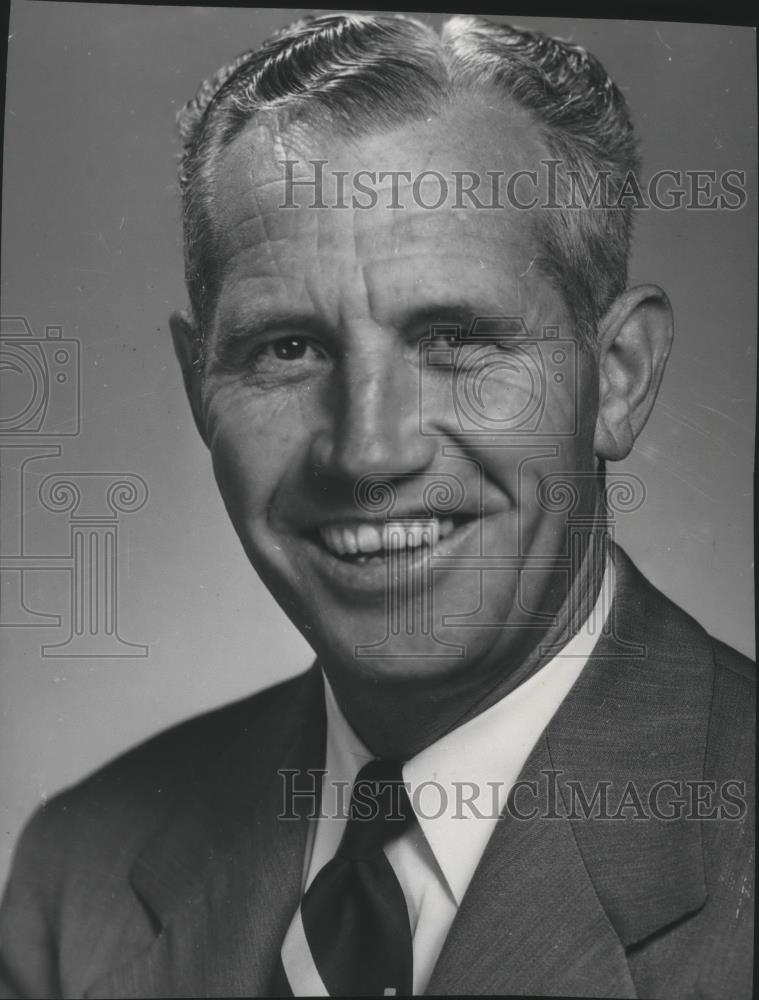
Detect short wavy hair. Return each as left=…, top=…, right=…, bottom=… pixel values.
left=176, top=13, right=640, bottom=347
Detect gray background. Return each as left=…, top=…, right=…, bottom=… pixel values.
left=1, top=3, right=756, bottom=892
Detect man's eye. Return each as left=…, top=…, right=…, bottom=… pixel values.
left=270, top=337, right=309, bottom=361
left=238, top=335, right=330, bottom=384
left=254, top=336, right=323, bottom=366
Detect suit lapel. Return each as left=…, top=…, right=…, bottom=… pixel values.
left=547, top=546, right=711, bottom=948
left=429, top=547, right=712, bottom=996
left=426, top=732, right=638, bottom=997
left=85, top=666, right=326, bottom=998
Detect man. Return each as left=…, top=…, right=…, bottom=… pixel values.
left=0, top=11, right=753, bottom=999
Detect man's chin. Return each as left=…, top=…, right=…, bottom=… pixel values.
left=302, top=586, right=529, bottom=687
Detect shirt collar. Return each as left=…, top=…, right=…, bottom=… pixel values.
left=319, top=558, right=614, bottom=904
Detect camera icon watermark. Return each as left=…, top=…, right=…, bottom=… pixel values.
left=0, top=316, right=80, bottom=436
left=1, top=315, right=148, bottom=657
left=418, top=317, right=578, bottom=438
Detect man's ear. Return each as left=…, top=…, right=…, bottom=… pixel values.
left=593, top=285, right=673, bottom=461
left=169, top=309, right=208, bottom=447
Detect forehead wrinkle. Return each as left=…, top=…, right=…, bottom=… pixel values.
left=249, top=169, right=290, bottom=285
left=357, top=250, right=565, bottom=333
left=352, top=198, right=540, bottom=316
left=287, top=202, right=360, bottom=329
left=213, top=126, right=315, bottom=290
left=214, top=227, right=304, bottom=324
left=222, top=209, right=304, bottom=265
left=387, top=200, right=466, bottom=256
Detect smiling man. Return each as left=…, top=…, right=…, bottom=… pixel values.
left=0, top=12, right=754, bottom=1000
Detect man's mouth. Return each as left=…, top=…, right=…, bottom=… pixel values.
left=316, top=517, right=464, bottom=563
left=295, top=510, right=492, bottom=595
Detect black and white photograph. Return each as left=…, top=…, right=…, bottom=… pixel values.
left=0, top=4, right=755, bottom=998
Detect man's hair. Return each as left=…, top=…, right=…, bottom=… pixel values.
left=177, top=12, right=640, bottom=348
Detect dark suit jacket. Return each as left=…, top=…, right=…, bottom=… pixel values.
left=0, top=548, right=754, bottom=998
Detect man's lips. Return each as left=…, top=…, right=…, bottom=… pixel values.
left=292, top=512, right=489, bottom=595
left=317, top=517, right=460, bottom=559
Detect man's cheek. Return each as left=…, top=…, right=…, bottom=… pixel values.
left=205, top=385, right=293, bottom=453
left=210, top=409, right=308, bottom=514
left=207, top=422, right=269, bottom=519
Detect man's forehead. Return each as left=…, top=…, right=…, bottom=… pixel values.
left=203, top=96, right=565, bottom=335
left=209, top=94, right=551, bottom=237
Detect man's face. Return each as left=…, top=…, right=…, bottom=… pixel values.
left=192, top=97, right=601, bottom=689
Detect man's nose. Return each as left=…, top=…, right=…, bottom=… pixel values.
left=310, top=345, right=437, bottom=480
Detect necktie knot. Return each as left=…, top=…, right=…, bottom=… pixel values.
left=338, top=759, right=414, bottom=861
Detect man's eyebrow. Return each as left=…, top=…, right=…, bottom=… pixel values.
left=399, top=304, right=523, bottom=338
left=213, top=301, right=526, bottom=346
left=214, top=309, right=326, bottom=344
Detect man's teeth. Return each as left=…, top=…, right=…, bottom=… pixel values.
left=319, top=519, right=456, bottom=558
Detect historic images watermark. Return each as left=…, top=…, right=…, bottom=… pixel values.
left=278, top=769, right=748, bottom=823
left=278, top=159, right=748, bottom=211
left=0, top=316, right=148, bottom=657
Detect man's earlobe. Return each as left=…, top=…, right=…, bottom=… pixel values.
left=169, top=310, right=208, bottom=446
left=594, top=285, right=673, bottom=461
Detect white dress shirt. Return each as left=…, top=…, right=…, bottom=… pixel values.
left=301, top=560, right=614, bottom=994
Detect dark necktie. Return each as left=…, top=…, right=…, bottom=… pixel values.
left=271, top=758, right=415, bottom=996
